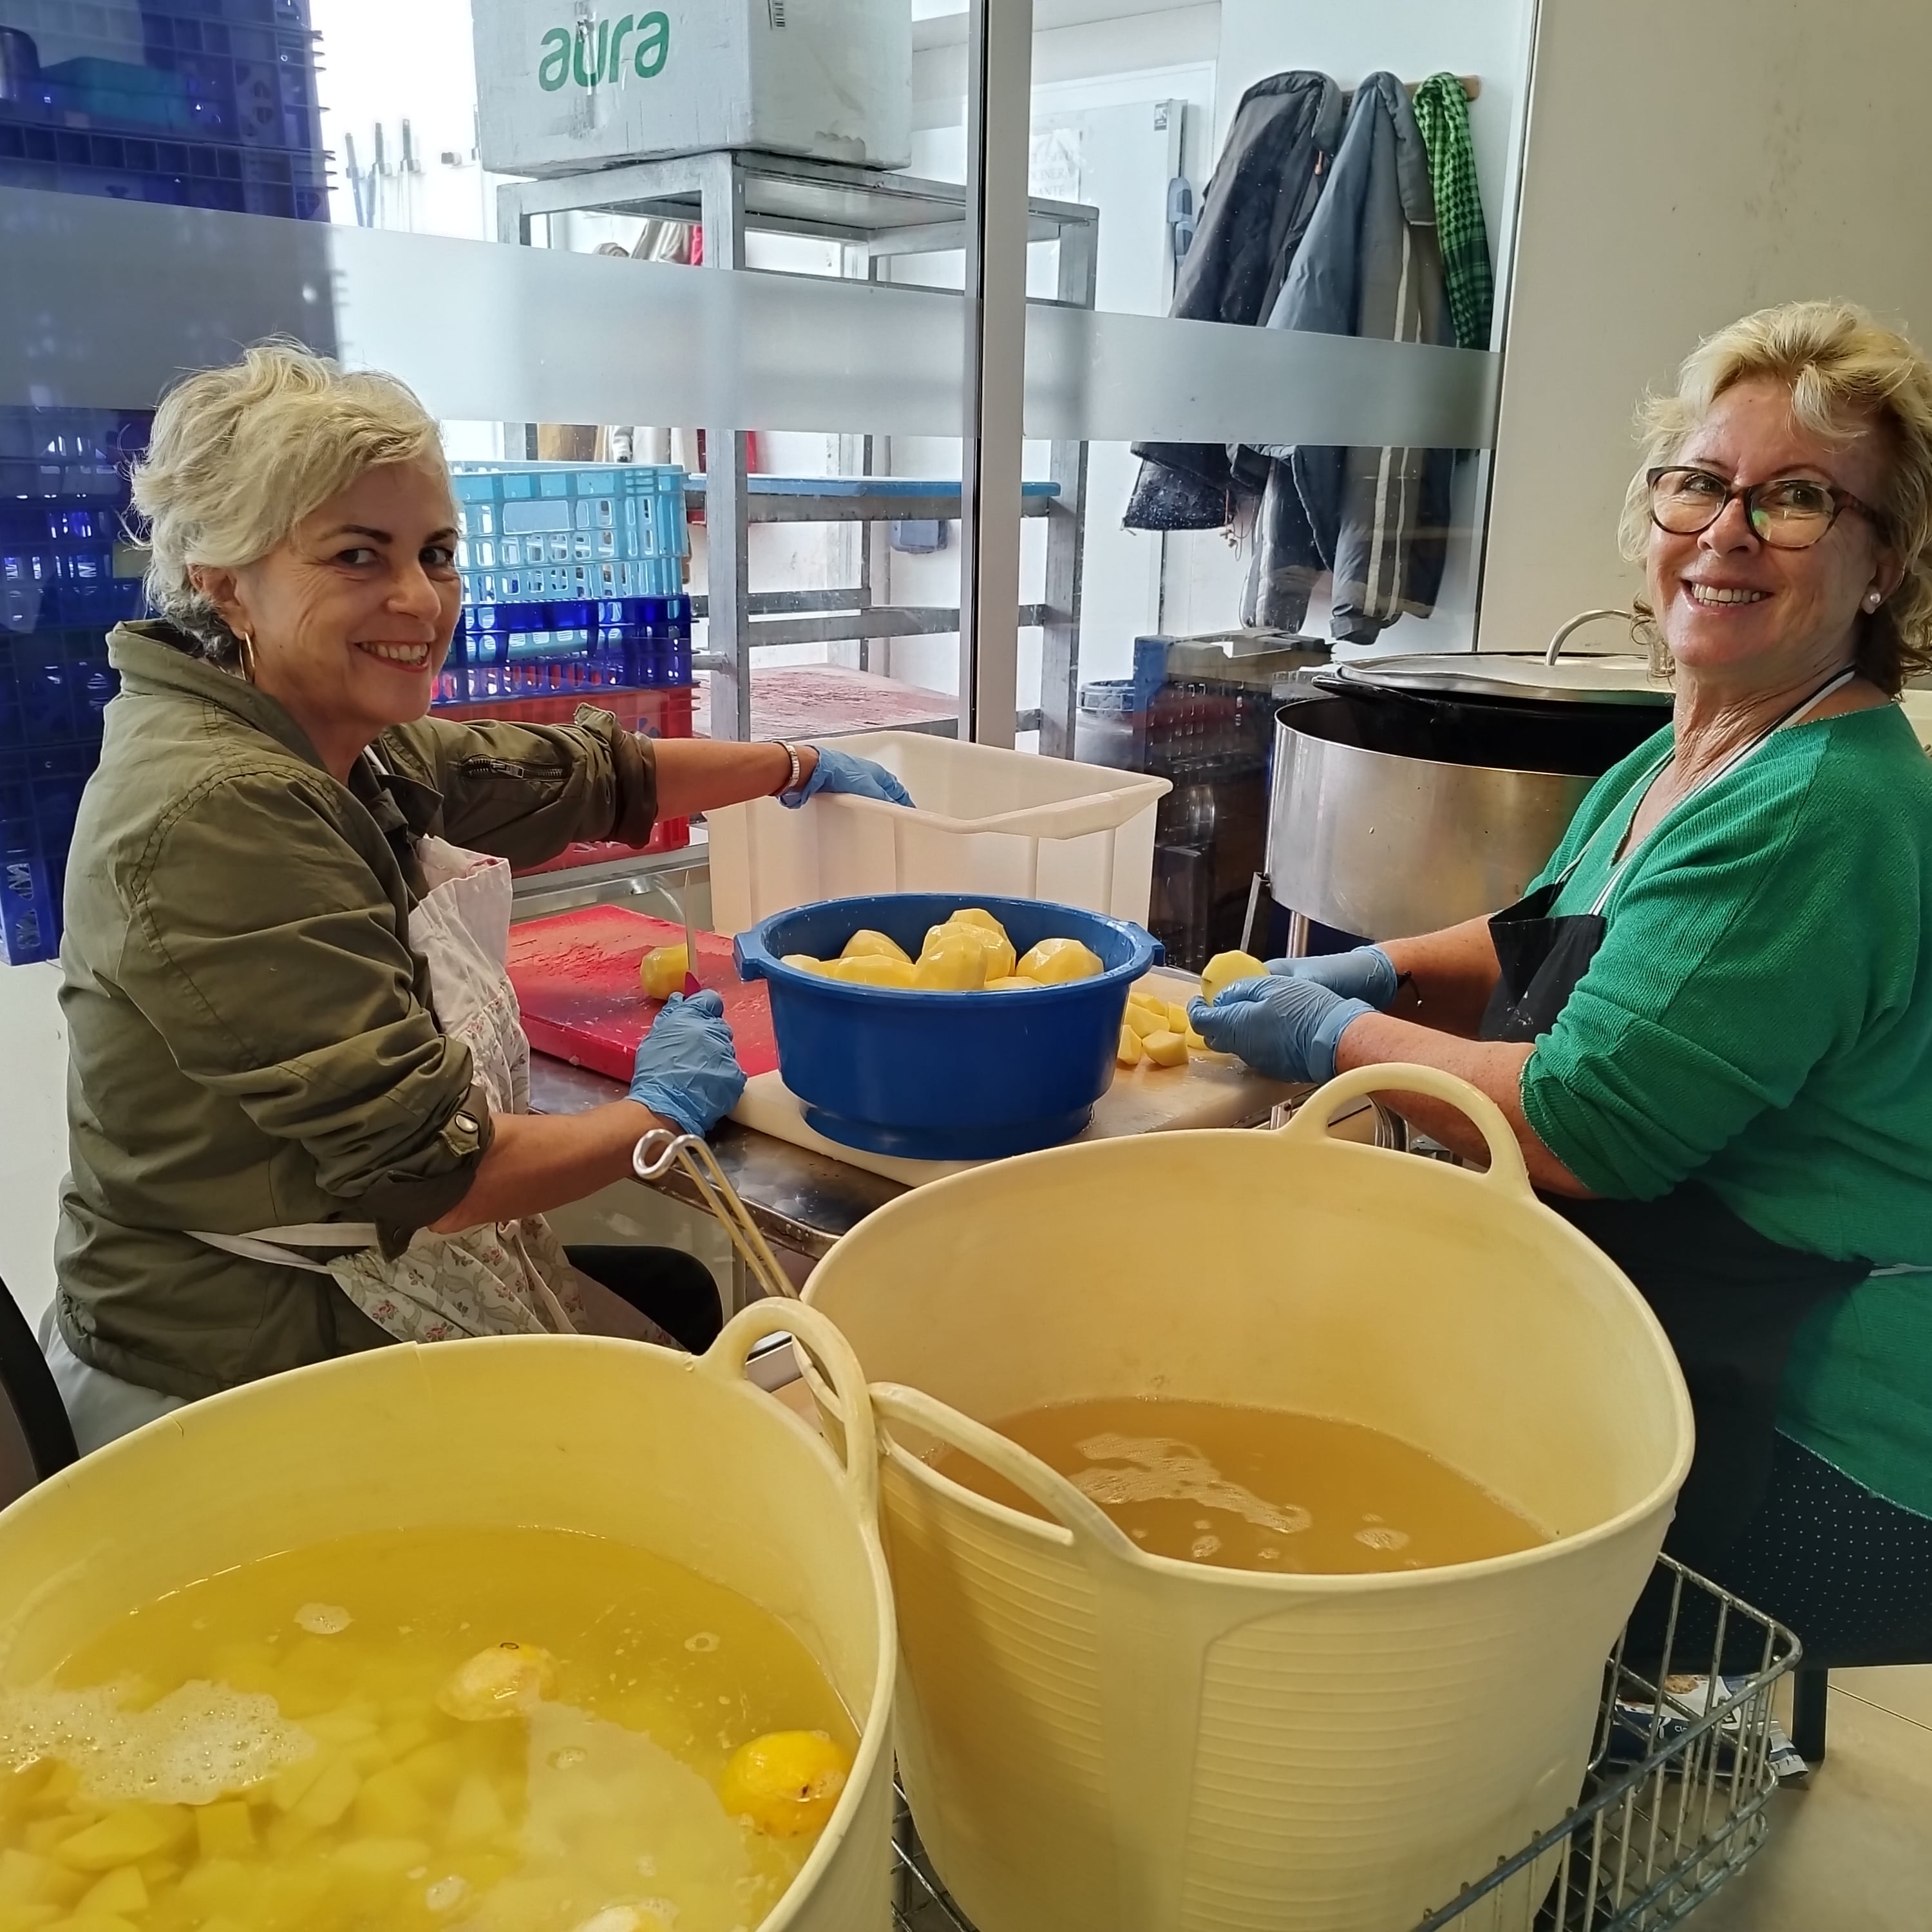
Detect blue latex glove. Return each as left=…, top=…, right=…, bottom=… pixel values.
left=1187, top=976, right=1373, bottom=1084
left=629, top=990, right=746, bottom=1137
left=1265, top=944, right=1399, bottom=1009
left=782, top=744, right=915, bottom=810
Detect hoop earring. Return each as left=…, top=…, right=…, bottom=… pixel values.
left=234, top=627, right=258, bottom=683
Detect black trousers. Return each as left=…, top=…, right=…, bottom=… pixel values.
left=564, top=1245, right=724, bottom=1354
left=1625, top=1432, right=1932, bottom=1674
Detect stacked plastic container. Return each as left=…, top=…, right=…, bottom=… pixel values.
left=436, top=462, right=696, bottom=862
left=0, top=0, right=330, bottom=963
left=0, top=0, right=328, bottom=217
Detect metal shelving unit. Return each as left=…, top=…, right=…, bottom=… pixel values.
left=498, top=150, right=1100, bottom=749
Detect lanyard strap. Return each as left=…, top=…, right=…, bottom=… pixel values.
left=1562, top=667, right=1858, bottom=916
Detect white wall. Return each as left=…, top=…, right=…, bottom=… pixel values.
left=0, top=966, right=68, bottom=1330
left=1481, top=0, right=1932, bottom=654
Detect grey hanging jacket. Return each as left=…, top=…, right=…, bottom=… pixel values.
left=1122, top=70, right=1344, bottom=532
left=1242, top=72, right=1455, bottom=641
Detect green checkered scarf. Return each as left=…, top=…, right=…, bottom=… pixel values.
left=1412, top=73, right=1493, bottom=351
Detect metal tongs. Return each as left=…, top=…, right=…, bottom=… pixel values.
left=630, top=1127, right=796, bottom=1302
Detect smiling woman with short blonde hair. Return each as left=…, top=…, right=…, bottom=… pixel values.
left=46, top=341, right=913, bottom=1455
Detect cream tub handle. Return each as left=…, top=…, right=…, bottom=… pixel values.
left=703, top=1302, right=880, bottom=1521
left=869, top=1381, right=1142, bottom=1564
left=1280, top=1061, right=1536, bottom=1201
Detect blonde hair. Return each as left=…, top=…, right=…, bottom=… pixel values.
left=1618, top=301, right=1932, bottom=694
left=129, top=340, right=448, bottom=663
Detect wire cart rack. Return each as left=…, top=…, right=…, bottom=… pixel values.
left=889, top=1557, right=1800, bottom=1932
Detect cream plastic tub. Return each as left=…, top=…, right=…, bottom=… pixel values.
left=0, top=1304, right=896, bottom=1932
left=803, top=1067, right=1694, bottom=1932
left=706, top=731, right=1171, bottom=933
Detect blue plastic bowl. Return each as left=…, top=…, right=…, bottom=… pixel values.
left=734, top=893, right=1163, bottom=1160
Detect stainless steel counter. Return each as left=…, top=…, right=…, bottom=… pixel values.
left=529, top=1057, right=905, bottom=1260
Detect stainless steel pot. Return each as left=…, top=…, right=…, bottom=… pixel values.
left=1265, top=639, right=1672, bottom=943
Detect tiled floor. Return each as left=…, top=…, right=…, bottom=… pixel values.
left=1689, top=1665, right=1932, bottom=1929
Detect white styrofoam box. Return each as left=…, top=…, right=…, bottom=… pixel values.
left=473, top=0, right=911, bottom=177
left=707, top=733, right=1173, bottom=936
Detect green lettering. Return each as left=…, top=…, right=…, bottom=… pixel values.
left=634, top=11, right=669, bottom=79
left=607, top=14, right=635, bottom=82
left=573, top=18, right=609, bottom=88
left=536, top=26, right=571, bottom=90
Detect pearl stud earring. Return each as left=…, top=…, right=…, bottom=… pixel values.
left=1863, top=591, right=1883, bottom=612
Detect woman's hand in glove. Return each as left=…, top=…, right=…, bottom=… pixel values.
left=628, top=990, right=746, bottom=1136
left=1187, top=975, right=1372, bottom=1084
left=783, top=744, right=915, bottom=809
left=1265, top=945, right=1398, bottom=1009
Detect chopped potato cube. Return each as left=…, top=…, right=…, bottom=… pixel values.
left=1199, top=951, right=1269, bottom=1003
left=1184, top=1029, right=1209, bottom=1052
left=1116, top=1027, right=1143, bottom=1067
left=638, top=943, right=690, bottom=1001
left=446, top=1776, right=507, bottom=1849
left=193, top=1803, right=254, bottom=1862
left=76, top=1868, right=146, bottom=1918
left=1141, top=1030, right=1190, bottom=1068
left=781, top=952, right=828, bottom=974
left=1015, top=938, right=1103, bottom=984
left=981, top=976, right=1036, bottom=991
left=1123, top=1003, right=1164, bottom=1039
left=352, top=1766, right=430, bottom=1841
left=838, top=929, right=911, bottom=964
left=53, top=1806, right=189, bottom=1873
left=290, top=1757, right=361, bottom=1831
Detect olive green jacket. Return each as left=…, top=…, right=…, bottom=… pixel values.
left=55, top=623, right=659, bottom=1399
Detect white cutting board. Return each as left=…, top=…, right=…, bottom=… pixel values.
left=727, top=969, right=1300, bottom=1189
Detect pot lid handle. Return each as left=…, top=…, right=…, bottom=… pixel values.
left=1544, top=607, right=1635, bottom=665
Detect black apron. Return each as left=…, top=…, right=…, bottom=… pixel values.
left=1479, top=674, right=1870, bottom=1571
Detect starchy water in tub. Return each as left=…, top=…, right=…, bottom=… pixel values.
left=0, top=1527, right=857, bottom=1932
left=929, top=1398, right=1549, bottom=1573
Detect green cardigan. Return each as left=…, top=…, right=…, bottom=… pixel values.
left=1519, top=703, right=1932, bottom=1515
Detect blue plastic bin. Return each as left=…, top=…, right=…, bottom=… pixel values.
left=735, top=893, right=1162, bottom=1160
left=451, top=464, right=688, bottom=609
left=1, top=740, right=97, bottom=965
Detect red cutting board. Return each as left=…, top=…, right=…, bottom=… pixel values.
left=507, top=905, right=779, bottom=1082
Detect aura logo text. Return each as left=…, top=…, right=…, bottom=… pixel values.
left=537, top=13, right=671, bottom=90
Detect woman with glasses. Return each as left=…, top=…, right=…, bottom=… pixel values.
left=1193, top=300, right=1932, bottom=1665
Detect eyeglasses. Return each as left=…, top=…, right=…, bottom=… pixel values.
left=1647, top=466, right=1886, bottom=549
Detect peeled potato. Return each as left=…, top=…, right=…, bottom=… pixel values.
left=638, top=943, right=689, bottom=1001
left=1117, top=1026, right=1143, bottom=1067
left=914, top=933, right=989, bottom=990
left=718, top=1730, right=853, bottom=1839
left=925, top=919, right=1016, bottom=980
left=437, top=1642, right=556, bottom=1721
left=1142, top=1030, right=1189, bottom=1068
left=949, top=905, right=1007, bottom=934
left=1200, top=950, right=1269, bottom=1003
left=1123, top=1002, right=1164, bottom=1039
left=781, top=952, right=828, bottom=974
left=827, top=954, right=918, bottom=989
left=840, top=928, right=911, bottom=964
left=1166, top=1001, right=1189, bottom=1036
left=983, top=975, right=1037, bottom=990
left=1016, top=937, right=1103, bottom=984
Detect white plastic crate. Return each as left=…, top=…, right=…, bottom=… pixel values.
left=706, top=732, right=1171, bottom=935
left=1904, top=690, right=1932, bottom=753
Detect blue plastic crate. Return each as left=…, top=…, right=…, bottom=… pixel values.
left=0, top=119, right=329, bottom=217
left=0, top=629, right=121, bottom=748
left=437, top=596, right=693, bottom=705
left=1, top=507, right=146, bottom=633
left=451, top=464, right=688, bottom=608
left=1, top=740, right=97, bottom=965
